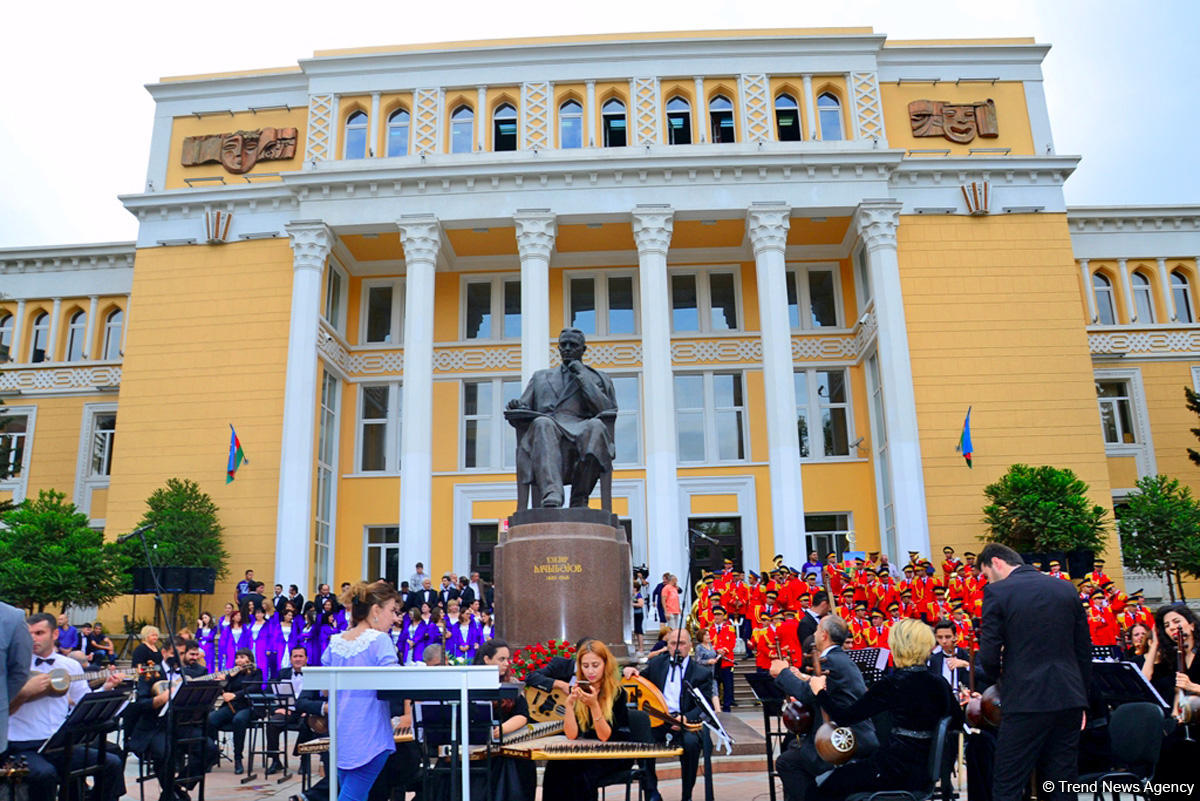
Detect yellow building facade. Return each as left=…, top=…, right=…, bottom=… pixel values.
left=2, top=29, right=1197, bottom=611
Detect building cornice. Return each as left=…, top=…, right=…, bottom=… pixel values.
left=1067, top=206, right=1200, bottom=234
left=0, top=242, right=135, bottom=274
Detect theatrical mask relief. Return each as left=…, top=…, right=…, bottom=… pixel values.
left=908, top=99, right=998, bottom=144
left=180, top=127, right=299, bottom=174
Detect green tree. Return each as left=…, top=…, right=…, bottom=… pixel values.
left=1186, top=387, right=1200, bottom=468
left=120, top=477, right=229, bottom=578
left=0, top=489, right=130, bottom=612
left=981, top=463, right=1109, bottom=555
left=1118, top=474, right=1200, bottom=602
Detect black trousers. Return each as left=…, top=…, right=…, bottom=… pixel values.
left=643, top=726, right=706, bottom=801
left=208, top=704, right=253, bottom=759
left=993, top=709, right=1081, bottom=801
left=5, top=739, right=125, bottom=801
left=136, top=727, right=219, bottom=794
left=776, top=736, right=826, bottom=801
left=715, top=665, right=735, bottom=711
left=965, top=728, right=998, bottom=801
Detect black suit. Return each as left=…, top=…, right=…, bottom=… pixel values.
left=796, top=610, right=821, bottom=651
left=437, top=586, right=459, bottom=608
left=640, top=653, right=713, bottom=801
left=267, top=666, right=323, bottom=763
left=457, top=586, right=476, bottom=608
left=774, top=646, right=878, bottom=801
left=408, top=589, right=437, bottom=610
left=927, top=646, right=971, bottom=690
left=978, top=564, right=1090, bottom=801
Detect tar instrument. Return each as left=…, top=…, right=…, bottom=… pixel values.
left=497, top=734, right=683, bottom=761
left=209, top=665, right=246, bottom=710
left=0, top=756, right=29, bottom=786
left=45, top=663, right=140, bottom=696
left=622, top=673, right=703, bottom=732
left=777, top=637, right=813, bottom=736
left=1173, top=628, right=1200, bottom=725
left=811, top=646, right=856, bottom=765
left=153, top=663, right=238, bottom=696
left=297, top=726, right=415, bottom=754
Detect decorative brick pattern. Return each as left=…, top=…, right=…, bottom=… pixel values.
left=304, top=94, right=334, bottom=162
left=739, top=74, right=772, bottom=142
left=850, top=72, right=885, bottom=143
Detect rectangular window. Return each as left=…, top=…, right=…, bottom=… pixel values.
left=470, top=523, right=499, bottom=583
left=854, top=244, right=871, bottom=310
left=315, top=371, right=339, bottom=587
left=89, top=412, right=116, bottom=477
left=795, top=368, right=853, bottom=459
left=464, top=277, right=521, bottom=340
left=566, top=273, right=638, bottom=336
left=357, top=382, right=401, bottom=472
left=787, top=265, right=842, bottom=329
left=674, top=372, right=746, bottom=463
left=686, top=518, right=741, bottom=587
left=362, top=280, right=404, bottom=345
left=670, top=270, right=740, bottom=333
left=365, top=526, right=401, bottom=586
left=1097, top=380, right=1137, bottom=444
left=805, top=513, right=850, bottom=564
left=0, top=414, right=28, bottom=479
left=463, top=378, right=521, bottom=469
left=324, top=261, right=346, bottom=332
left=612, top=375, right=642, bottom=465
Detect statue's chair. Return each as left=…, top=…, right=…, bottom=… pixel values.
left=505, top=408, right=617, bottom=513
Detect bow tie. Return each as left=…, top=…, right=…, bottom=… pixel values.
left=292, top=670, right=302, bottom=676
left=35, top=657, right=55, bottom=666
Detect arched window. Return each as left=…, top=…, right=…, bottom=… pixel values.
left=65, top=310, right=87, bottom=362
left=344, top=110, right=368, bottom=159
left=450, top=105, right=474, bottom=154
left=386, top=109, right=410, bottom=157
left=0, top=314, right=12, bottom=361
left=666, top=97, right=692, bottom=145
left=1173, top=270, right=1195, bottom=323
left=492, top=104, right=518, bottom=152
left=1092, top=273, right=1116, bottom=325
left=775, top=93, right=801, bottom=141
left=709, top=95, right=735, bottom=143
left=602, top=99, right=627, bottom=147
left=1130, top=271, right=1156, bottom=323
left=817, top=93, right=843, bottom=141
left=30, top=312, right=49, bottom=363
left=559, top=100, right=583, bottom=149
left=102, top=309, right=123, bottom=360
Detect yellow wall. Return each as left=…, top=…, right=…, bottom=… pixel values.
left=881, top=81, right=1034, bottom=155
left=1140, top=360, right=1200, bottom=488
left=897, top=214, right=1120, bottom=580
left=165, top=108, right=306, bottom=189
left=16, top=394, right=110, bottom=499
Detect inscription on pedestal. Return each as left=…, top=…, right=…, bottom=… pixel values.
left=534, top=556, right=584, bottom=581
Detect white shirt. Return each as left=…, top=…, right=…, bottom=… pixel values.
left=409, top=571, right=427, bottom=588
left=931, top=646, right=959, bottom=687
left=290, top=670, right=304, bottom=697
left=470, top=581, right=483, bottom=600
left=663, top=657, right=690, bottom=714
left=8, top=654, right=87, bottom=743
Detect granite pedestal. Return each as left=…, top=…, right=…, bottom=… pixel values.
left=494, top=507, right=631, bottom=657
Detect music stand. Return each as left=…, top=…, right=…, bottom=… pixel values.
left=413, top=701, right=495, bottom=801
left=684, top=680, right=727, bottom=801
left=844, top=647, right=887, bottom=685
left=1090, top=660, right=1169, bottom=711
left=1091, top=645, right=1123, bottom=662
left=266, top=680, right=298, bottom=783
left=168, top=681, right=223, bottom=799
left=38, top=690, right=128, bottom=801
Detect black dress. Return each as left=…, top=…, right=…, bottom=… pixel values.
left=814, top=666, right=963, bottom=800
left=541, top=687, right=633, bottom=801
left=1150, top=647, right=1200, bottom=793
left=488, top=692, right=537, bottom=801
left=130, top=642, right=164, bottom=670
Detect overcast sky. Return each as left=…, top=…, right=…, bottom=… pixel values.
left=1, top=0, right=1195, bottom=248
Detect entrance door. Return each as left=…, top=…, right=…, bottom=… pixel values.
left=687, top=517, right=742, bottom=588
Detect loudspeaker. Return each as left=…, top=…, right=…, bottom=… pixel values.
left=186, top=567, right=216, bottom=594
left=160, top=567, right=188, bottom=593
left=130, top=567, right=152, bottom=595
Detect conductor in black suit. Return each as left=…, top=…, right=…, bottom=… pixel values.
left=638, top=628, right=713, bottom=801
left=976, top=543, right=1091, bottom=801
left=770, top=615, right=878, bottom=801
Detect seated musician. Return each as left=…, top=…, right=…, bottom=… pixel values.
left=769, top=615, right=878, bottom=801
left=206, top=647, right=263, bottom=774
left=541, top=640, right=634, bottom=801
left=805, top=619, right=962, bottom=800
left=638, top=627, right=713, bottom=801
left=472, top=638, right=535, bottom=801
left=6, top=613, right=126, bottom=801
left=267, top=644, right=323, bottom=776
left=1141, top=605, right=1200, bottom=791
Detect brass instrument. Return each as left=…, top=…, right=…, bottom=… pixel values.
left=812, top=646, right=857, bottom=766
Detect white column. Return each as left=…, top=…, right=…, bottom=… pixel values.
left=802, top=75, right=817, bottom=140
left=369, top=92, right=381, bottom=157
left=10, top=300, right=24, bottom=362
left=276, top=221, right=333, bottom=592
left=398, top=216, right=440, bottom=576
left=693, top=77, right=707, bottom=142
left=1157, top=257, right=1176, bottom=322
left=1117, top=258, right=1136, bottom=323
left=1081, top=260, right=1097, bottom=323
left=585, top=81, right=596, bottom=147
left=47, top=298, right=62, bottom=362
left=476, top=86, right=488, bottom=151
left=83, top=296, right=98, bottom=360
left=632, top=205, right=683, bottom=579
left=747, top=204, right=806, bottom=560
left=514, top=210, right=556, bottom=384
left=854, top=200, right=930, bottom=558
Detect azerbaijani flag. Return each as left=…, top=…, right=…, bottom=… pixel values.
left=956, top=407, right=973, bottom=469
left=226, top=424, right=249, bottom=483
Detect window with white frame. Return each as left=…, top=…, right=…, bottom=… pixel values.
left=463, top=276, right=521, bottom=340
left=0, top=413, right=29, bottom=479
left=853, top=244, right=871, bottom=310
left=709, top=96, right=735, bottom=143
left=805, top=513, right=850, bottom=563
left=450, top=106, right=474, bottom=154
left=365, top=526, right=401, bottom=586
left=670, top=270, right=739, bottom=333
left=324, top=261, right=346, bottom=333
left=314, top=371, right=339, bottom=587
left=30, top=312, right=49, bottom=363
left=361, top=279, right=405, bottom=345
left=344, top=111, right=368, bottom=159
left=0, top=314, right=12, bottom=361
left=1173, top=270, right=1195, bottom=323
left=462, top=378, right=521, bottom=469
left=566, top=273, right=638, bottom=336
left=386, top=109, right=410, bottom=157
left=102, top=309, right=123, bottom=360
left=89, top=411, right=116, bottom=477
left=602, top=99, right=627, bottom=147
left=795, top=368, right=852, bottom=458
left=787, top=265, right=842, bottom=329
left=1131, top=271, right=1156, bottom=323
left=775, top=94, right=802, bottom=141
left=674, top=372, right=746, bottom=463
left=493, top=104, right=518, bottom=152
left=666, top=97, right=692, bottom=145
left=1092, top=273, right=1117, bottom=325
left=818, top=93, right=843, bottom=141
left=559, top=100, right=583, bottom=149
left=1096, top=380, right=1137, bottom=445
left=611, top=375, right=641, bottom=465
left=358, top=383, right=401, bottom=472
left=65, top=310, right=87, bottom=362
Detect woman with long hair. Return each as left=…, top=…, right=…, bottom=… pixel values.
left=320, top=581, right=401, bottom=801
left=299, top=609, right=320, bottom=666
left=448, top=608, right=483, bottom=661
left=215, top=602, right=235, bottom=668
left=541, top=640, right=632, bottom=801
left=242, top=600, right=283, bottom=685
left=1141, top=604, right=1200, bottom=788
left=1123, top=622, right=1151, bottom=667
left=196, top=611, right=217, bottom=670
left=473, top=639, right=535, bottom=801
left=220, top=610, right=244, bottom=670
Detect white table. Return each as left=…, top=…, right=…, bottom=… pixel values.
left=303, top=665, right=501, bottom=799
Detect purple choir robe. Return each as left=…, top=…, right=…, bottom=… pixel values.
left=334, top=609, right=349, bottom=631
left=196, top=625, right=218, bottom=671
left=279, top=622, right=301, bottom=671
left=215, top=616, right=233, bottom=668
left=220, top=626, right=244, bottom=670
left=411, top=619, right=439, bottom=663
left=317, top=623, right=336, bottom=663
left=447, top=621, right=484, bottom=661
left=299, top=623, right=320, bottom=666
left=241, top=619, right=284, bottom=686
